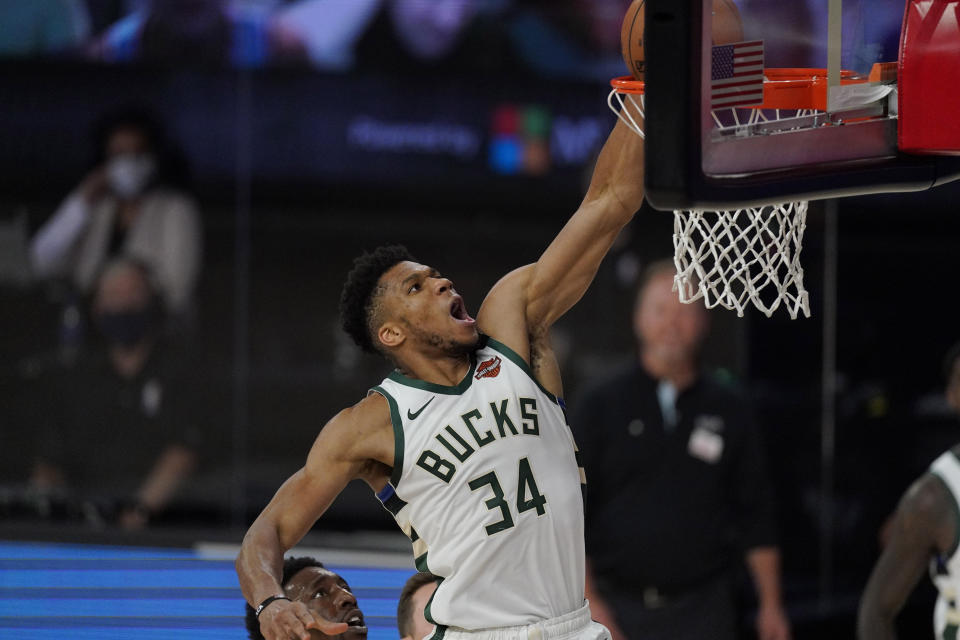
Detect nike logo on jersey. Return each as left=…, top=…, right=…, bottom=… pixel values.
left=407, top=397, right=435, bottom=420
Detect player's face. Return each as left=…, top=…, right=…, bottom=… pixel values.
left=634, top=272, right=707, bottom=365
left=406, top=581, right=438, bottom=640
left=283, top=567, right=366, bottom=640
left=380, top=261, right=479, bottom=355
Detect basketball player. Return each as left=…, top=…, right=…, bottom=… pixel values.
left=244, top=556, right=366, bottom=640
left=857, top=345, right=960, bottom=640
left=397, top=572, right=439, bottom=640
left=235, top=111, right=645, bottom=640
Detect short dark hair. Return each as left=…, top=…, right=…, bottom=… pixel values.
left=90, top=105, right=191, bottom=188
left=339, top=245, right=416, bottom=354
left=397, top=572, right=439, bottom=638
left=244, top=556, right=327, bottom=640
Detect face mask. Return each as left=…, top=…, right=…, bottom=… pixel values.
left=106, top=154, right=156, bottom=198
left=96, top=308, right=157, bottom=348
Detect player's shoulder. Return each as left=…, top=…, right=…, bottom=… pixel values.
left=314, top=391, right=393, bottom=465
left=333, top=391, right=391, bottom=431
left=903, top=472, right=955, bottom=526
left=478, top=264, right=533, bottom=320
left=476, top=264, right=535, bottom=358
left=320, top=392, right=391, bottom=446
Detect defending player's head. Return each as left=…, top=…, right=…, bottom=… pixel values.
left=245, top=557, right=366, bottom=640
left=339, top=245, right=478, bottom=364
left=633, top=259, right=708, bottom=367
left=397, top=572, right=439, bottom=640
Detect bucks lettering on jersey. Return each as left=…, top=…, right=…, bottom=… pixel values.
left=931, top=451, right=960, bottom=640
left=372, top=336, right=586, bottom=631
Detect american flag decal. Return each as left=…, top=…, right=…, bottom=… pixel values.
left=711, top=40, right=764, bottom=109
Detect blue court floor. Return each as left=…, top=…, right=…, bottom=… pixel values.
left=0, top=540, right=409, bottom=640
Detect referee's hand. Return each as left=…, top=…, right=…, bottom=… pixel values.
left=259, top=599, right=349, bottom=640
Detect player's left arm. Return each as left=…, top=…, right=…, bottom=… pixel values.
left=478, top=117, right=644, bottom=377
left=857, top=474, right=957, bottom=640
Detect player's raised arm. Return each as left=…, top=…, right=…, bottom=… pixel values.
left=527, top=116, right=644, bottom=328
left=236, top=394, right=393, bottom=640
left=478, top=115, right=644, bottom=355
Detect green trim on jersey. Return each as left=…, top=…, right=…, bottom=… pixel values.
left=423, top=576, right=444, bottom=626
left=415, top=551, right=430, bottom=572
left=371, top=385, right=405, bottom=488
left=382, top=492, right=407, bottom=517
left=387, top=357, right=478, bottom=395
left=484, top=337, right=560, bottom=406
left=428, top=626, right=447, bottom=640
left=931, top=470, right=960, bottom=559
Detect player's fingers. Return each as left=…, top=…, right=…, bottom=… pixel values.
left=291, top=606, right=317, bottom=630
left=304, top=612, right=349, bottom=634
left=273, top=611, right=311, bottom=640
left=281, top=619, right=312, bottom=640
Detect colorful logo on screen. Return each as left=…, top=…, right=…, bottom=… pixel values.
left=488, top=105, right=551, bottom=175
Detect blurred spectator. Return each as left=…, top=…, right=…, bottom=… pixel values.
left=570, top=260, right=791, bottom=640
left=277, top=0, right=512, bottom=73
left=244, top=556, right=366, bottom=640
left=30, top=258, right=202, bottom=529
left=738, top=0, right=904, bottom=71
left=857, top=343, right=960, bottom=640
left=397, top=572, right=438, bottom=640
left=0, top=1, right=91, bottom=58
left=30, top=107, right=202, bottom=323
left=505, top=0, right=630, bottom=80
left=90, top=0, right=307, bottom=67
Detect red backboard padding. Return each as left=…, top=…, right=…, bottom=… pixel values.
left=899, top=0, right=960, bottom=154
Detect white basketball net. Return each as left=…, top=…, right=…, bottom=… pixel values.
left=607, top=88, right=811, bottom=318
left=673, top=204, right=810, bottom=318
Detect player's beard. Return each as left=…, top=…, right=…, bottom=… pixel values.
left=405, top=320, right=479, bottom=358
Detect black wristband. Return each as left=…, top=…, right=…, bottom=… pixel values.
left=255, top=594, right=290, bottom=618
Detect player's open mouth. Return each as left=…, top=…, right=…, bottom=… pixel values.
left=450, top=297, right=475, bottom=324
left=343, top=610, right=366, bottom=632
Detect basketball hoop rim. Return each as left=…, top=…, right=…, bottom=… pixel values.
left=610, top=67, right=872, bottom=111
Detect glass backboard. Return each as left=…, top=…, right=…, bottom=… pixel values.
left=640, top=0, right=960, bottom=210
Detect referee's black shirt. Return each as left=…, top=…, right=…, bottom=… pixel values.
left=570, top=363, right=777, bottom=594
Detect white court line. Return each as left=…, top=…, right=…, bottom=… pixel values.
left=194, top=542, right=415, bottom=569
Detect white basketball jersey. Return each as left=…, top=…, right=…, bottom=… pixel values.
left=930, top=450, right=960, bottom=639
left=371, top=336, right=586, bottom=632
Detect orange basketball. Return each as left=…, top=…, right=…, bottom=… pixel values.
left=620, top=0, right=745, bottom=79
left=712, top=0, right=744, bottom=45
left=620, top=0, right=646, bottom=80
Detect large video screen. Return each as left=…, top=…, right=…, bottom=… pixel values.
left=0, top=0, right=635, bottom=80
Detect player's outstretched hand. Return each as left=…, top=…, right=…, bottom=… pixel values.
left=259, top=599, right=349, bottom=640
